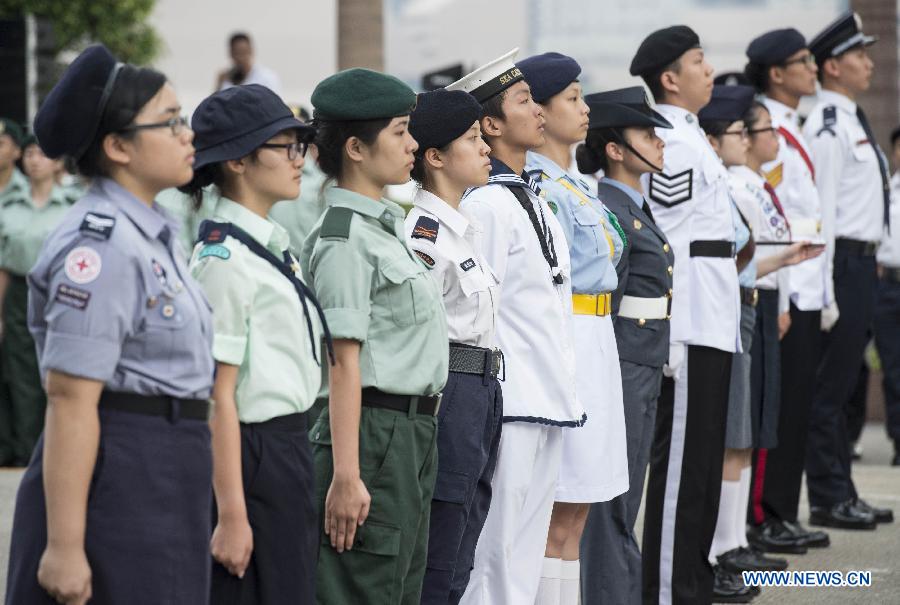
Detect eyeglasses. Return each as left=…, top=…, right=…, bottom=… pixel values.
left=781, top=53, right=816, bottom=68
left=259, top=141, right=308, bottom=161
left=748, top=126, right=777, bottom=135
left=722, top=127, right=749, bottom=138
left=119, top=116, right=190, bottom=137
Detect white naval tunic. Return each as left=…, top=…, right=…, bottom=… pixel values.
left=763, top=98, right=832, bottom=311
left=878, top=173, right=900, bottom=268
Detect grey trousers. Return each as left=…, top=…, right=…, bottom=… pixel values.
left=581, top=360, right=663, bottom=605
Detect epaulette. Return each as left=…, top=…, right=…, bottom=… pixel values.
left=319, top=206, right=354, bottom=240
left=411, top=215, right=439, bottom=243
left=1, top=197, right=24, bottom=208
left=816, top=106, right=837, bottom=138
left=78, top=212, right=116, bottom=240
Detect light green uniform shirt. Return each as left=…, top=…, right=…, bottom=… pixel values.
left=0, top=185, right=76, bottom=276
left=0, top=168, right=29, bottom=205
left=300, top=187, right=448, bottom=396
left=269, top=160, right=329, bottom=256
left=190, top=197, right=322, bottom=423
left=156, top=187, right=218, bottom=257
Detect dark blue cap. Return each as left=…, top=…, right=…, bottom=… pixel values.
left=630, top=26, right=701, bottom=76
left=517, top=52, right=581, bottom=104
left=746, top=29, right=807, bottom=66
left=191, top=84, right=313, bottom=170
left=408, top=89, right=482, bottom=156
left=698, top=85, right=756, bottom=123
left=809, top=11, right=876, bottom=65
left=585, top=87, right=673, bottom=130
left=34, top=44, right=123, bottom=160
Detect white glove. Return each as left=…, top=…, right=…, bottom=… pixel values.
left=663, top=343, right=685, bottom=380
left=820, top=301, right=840, bottom=332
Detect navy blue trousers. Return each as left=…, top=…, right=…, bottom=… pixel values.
left=211, top=412, right=316, bottom=605
left=874, top=278, right=900, bottom=448
left=807, top=247, right=877, bottom=507
left=420, top=370, right=502, bottom=605
left=5, top=409, right=212, bottom=605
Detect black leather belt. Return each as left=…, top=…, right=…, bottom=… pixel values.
left=836, top=238, right=878, bottom=257
left=883, top=267, right=900, bottom=284
left=361, top=387, right=441, bottom=416
left=690, top=240, right=736, bottom=258
left=449, top=343, right=503, bottom=379
left=243, top=411, right=308, bottom=431
left=740, top=286, right=759, bottom=307
left=99, top=391, right=210, bottom=421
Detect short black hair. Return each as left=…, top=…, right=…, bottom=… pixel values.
left=575, top=127, right=619, bottom=175
left=743, top=101, right=769, bottom=133
left=642, top=57, right=681, bottom=103
left=698, top=118, right=733, bottom=138
left=891, top=126, right=900, bottom=148
left=743, top=62, right=772, bottom=93
left=410, top=142, right=451, bottom=188
left=314, top=117, right=393, bottom=182
left=229, top=32, right=251, bottom=48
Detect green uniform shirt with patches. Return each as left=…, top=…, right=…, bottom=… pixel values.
left=0, top=168, right=29, bottom=205
left=269, top=160, right=330, bottom=256
left=190, top=197, right=322, bottom=423
left=0, top=185, right=75, bottom=276
left=300, top=187, right=448, bottom=396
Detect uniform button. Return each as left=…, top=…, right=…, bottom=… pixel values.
left=668, top=288, right=674, bottom=297
left=667, top=266, right=673, bottom=275
left=663, top=243, right=670, bottom=253
left=638, top=318, right=646, bottom=327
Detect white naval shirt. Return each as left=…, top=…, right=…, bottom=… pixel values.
left=404, top=189, right=499, bottom=348
left=460, top=171, right=582, bottom=425
left=642, top=104, right=741, bottom=354
left=763, top=98, right=831, bottom=311
left=877, top=173, right=900, bottom=268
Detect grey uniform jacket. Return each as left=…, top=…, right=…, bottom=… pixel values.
left=599, top=181, right=674, bottom=368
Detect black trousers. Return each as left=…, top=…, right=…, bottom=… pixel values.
left=845, top=361, right=869, bottom=445
left=807, top=249, right=877, bottom=507
left=642, top=345, right=732, bottom=605
left=758, top=305, right=821, bottom=524
left=211, top=412, right=317, bottom=605
left=875, top=278, right=900, bottom=448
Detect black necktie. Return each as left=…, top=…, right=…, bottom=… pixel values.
left=856, top=106, right=891, bottom=229
left=642, top=200, right=656, bottom=223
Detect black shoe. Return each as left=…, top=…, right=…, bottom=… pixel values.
left=892, top=451, right=900, bottom=466
left=781, top=520, right=830, bottom=548
left=712, top=565, right=754, bottom=603
left=718, top=546, right=788, bottom=573
left=853, top=498, right=894, bottom=523
left=747, top=520, right=808, bottom=554
left=809, top=500, right=877, bottom=530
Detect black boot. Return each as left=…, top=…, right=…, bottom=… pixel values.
left=719, top=546, right=788, bottom=573
left=809, top=500, right=877, bottom=530
left=747, top=519, right=808, bottom=554
left=712, top=565, right=755, bottom=603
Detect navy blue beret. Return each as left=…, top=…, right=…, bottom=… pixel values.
left=517, top=52, right=581, bottom=104
left=809, top=11, right=876, bottom=65
left=698, top=85, right=756, bottom=123
left=34, top=44, right=122, bottom=160
left=585, top=86, right=672, bottom=130
left=746, top=29, right=807, bottom=66
left=630, top=26, right=701, bottom=76
left=191, top=84, right=313, bottom=170
left=408, top=89, right=482, bottom=155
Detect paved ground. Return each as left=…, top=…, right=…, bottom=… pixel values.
left=1, top=424, right=898, bottom=603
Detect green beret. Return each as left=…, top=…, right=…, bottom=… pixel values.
left=312, top=68, right=416, bottom=121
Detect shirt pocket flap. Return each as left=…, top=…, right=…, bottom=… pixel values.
left=379, top=258, right=422, bottom=285
left=852, top=143, right=875, bottom=163
left=432, top=469, right=470, bottom=504
left=572, top=203, right=599, bottom=226
left=308, top=418, right=332, bottom=446
left=459, top=271, right=487, bottom=297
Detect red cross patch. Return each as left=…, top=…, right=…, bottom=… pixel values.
left=64, top=246, right=102, bottom=284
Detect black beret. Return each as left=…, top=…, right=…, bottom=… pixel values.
left=192, top=84, right=313, bottom=170
left=698, top=85, right=756, bottom=123
left=312, top=68, right=416, bottom=121
left=34, top=44, right=123, bottom=160
left=0, top=118, right=25, bottom=147
left=746, top=29, right=807, bottom=66
left=630, top=26, right=701, bottom=76
left=585, top=87, right=672, bottom=130
left=809, top=11, right=876, bottom=65
left=408, top=89, right=482, bottom=156
left=517, top=52, right=581, bottom=104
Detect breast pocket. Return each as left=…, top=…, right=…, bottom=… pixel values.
left=852, top=143, right=877, bottom=165
left=572, top=203, right=602, bottom=256
left=379, top=258, right=438, bottom=327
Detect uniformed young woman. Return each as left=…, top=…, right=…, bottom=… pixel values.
left=404, top=88, right=503, bottom=605
left=5, top=44, right=215, bottom=605
left=0, top=136, right=75, bottom=468
left=516, top=53, right=628, bottom=605
left=182, top=84, right=329, bottom=605
left=299, top=68, right=449, bottom=605
left=571, top=86, right=674, bottom=605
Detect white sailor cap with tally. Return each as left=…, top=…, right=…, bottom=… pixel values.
left=809, top=11, right=877, bottom=66
left=447, top=48, right=525, bottom=103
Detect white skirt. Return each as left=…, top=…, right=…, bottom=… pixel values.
left=555, top=314, right=629, bottom=503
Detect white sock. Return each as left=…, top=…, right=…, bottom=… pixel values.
left=559, top=559, right=580, bottom=605
left=536, top=557, right=561, bottom=605
left=709, top=479, right=741, bottom=564
left=737, top=466, right=752, bottom=548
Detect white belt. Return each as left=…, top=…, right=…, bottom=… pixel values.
left=791, top=218, right=822, bottom=240
left=618, top=295, right=669, bottom=320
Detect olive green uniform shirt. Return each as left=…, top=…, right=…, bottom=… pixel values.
left=269, top=160, right=329, bottom=255
left=300, top=187, right=448, bottom=396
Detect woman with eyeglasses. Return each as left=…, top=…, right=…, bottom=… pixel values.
left=5, top=45, right=215, bottom=605
left=181, top=84, right=331, bottom=605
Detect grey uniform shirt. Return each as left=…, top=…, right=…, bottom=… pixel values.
left=28, top=178, right=214, bottom=398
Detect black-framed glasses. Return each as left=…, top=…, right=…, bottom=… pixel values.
left=259, top=141, right=308, bottom=161
left=722, top=127, right=749, bottom=138
left=748, top=126, right=777, bottom=135
left=119, top=116, right=190, bottom=137
left=781, top=53, right=816, bottom=68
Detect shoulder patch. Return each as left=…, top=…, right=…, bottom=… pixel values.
left=816, top=106, right=837, bottom=137
left=411, top=216, right=439, bottom=243
left=319, top=206, right=355, bottom=240
left=198, top=243, right=231, bottom=261
left=2, top=197, right=24, bottom=208
left=460, top=258, right=476, bottom=271
left=54, top=284, right=91, bottom=310
left=64, top=246, right=102, bottom=284
left=79, top=212, right=116, bottom=240
left=414, top=249, right=435, bottom=267
left=648, top=169, right=693, bottom=207
left=764, top=163, right=784, bottom=189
